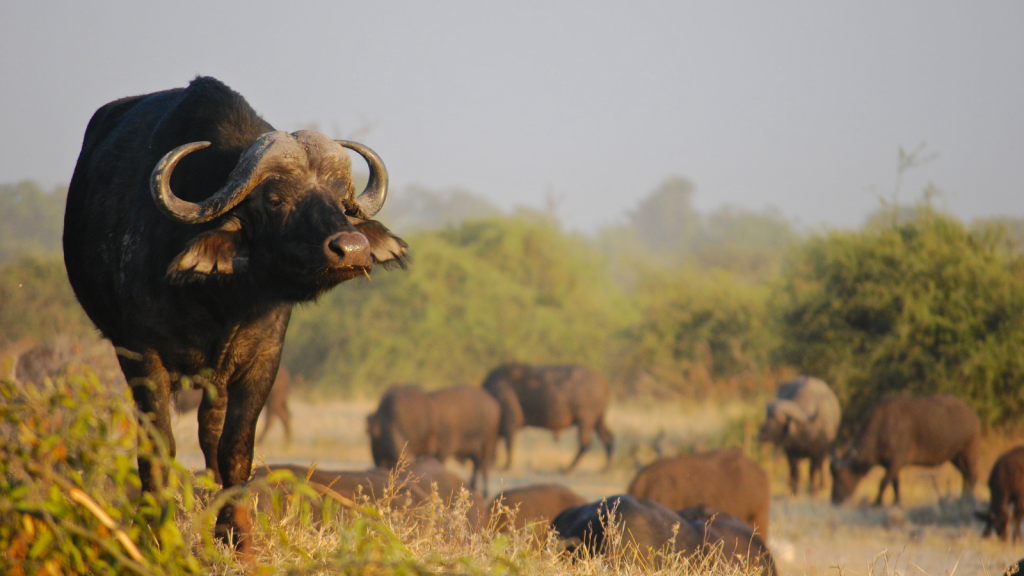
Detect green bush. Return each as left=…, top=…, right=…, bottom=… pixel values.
left=612, top=268, right=776, bottom=397
left=0, top=255, right=93, bottom=348
left=0, top=181, right=66, bottom=263
left=775, top=203, right=1024, bottom=430
left=285, top=216, right=635, bottom=395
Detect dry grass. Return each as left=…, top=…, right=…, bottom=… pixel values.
left=7, top=365, right=1024, bottom=575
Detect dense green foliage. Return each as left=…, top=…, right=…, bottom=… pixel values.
left=0, top=181, right=66, bottom=262
left=0, top=255, right=92, bottom=348
left=286, top=216, right=637, bottom=395
left=776, top=203, right=1024, bottom=429
left=612, top=269, right=776, bottom=397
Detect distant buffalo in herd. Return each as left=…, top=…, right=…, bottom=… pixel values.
left=759, top=376, right=841, bottom=494
left=830, top=394, right=980, bottom=506
left=482, top=363, right=615, bottom=471
left=366, top=385, right=500, bottom=495
left=978, top=446, right=1024, bottom=543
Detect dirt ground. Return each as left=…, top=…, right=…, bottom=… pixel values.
left=171, top=398, right=1024, bottom=576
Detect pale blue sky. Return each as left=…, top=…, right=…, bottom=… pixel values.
left=2, top=1, right=1022, bottom=231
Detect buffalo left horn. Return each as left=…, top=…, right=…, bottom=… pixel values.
left=335, top=140, right=389, bottom=219
left=151, top=131, right=301, bottom=224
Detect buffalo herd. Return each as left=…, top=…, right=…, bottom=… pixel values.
left=58, top=77, right=1023, bottom=568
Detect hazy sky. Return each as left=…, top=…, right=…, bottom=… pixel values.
left=3, top=1, right=1022, bottom=232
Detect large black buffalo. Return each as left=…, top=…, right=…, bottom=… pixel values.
left=63, top=76, right=406, bottom=550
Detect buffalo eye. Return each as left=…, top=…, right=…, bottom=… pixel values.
left=268, top=195, right=285, bottom=208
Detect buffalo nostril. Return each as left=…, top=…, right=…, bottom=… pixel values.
left=326, top=231, right=370, bottom=261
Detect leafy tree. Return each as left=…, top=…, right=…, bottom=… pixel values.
left=0, top=181, right=67, bottom=262
left=775, top=202, right=1024, bottom=429
left=284, top=215, right=634, bottom=395
left=612, top=268, right=775, bottom=396
left=0, top=255, right=92, bottom=347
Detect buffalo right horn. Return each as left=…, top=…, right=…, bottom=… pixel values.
left=335, top=140, right=389, bottom=219
left=151, top=131, right=301, bottom=224
left=773, top=399, right=809, bottom=423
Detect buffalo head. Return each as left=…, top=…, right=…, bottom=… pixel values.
left=758, top=400, right=808, bottom=445
left=829, top=448, right=872, bottom=504
left=151, top=130, right=405, bottom=300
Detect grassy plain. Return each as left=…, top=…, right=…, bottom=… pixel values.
left=167, top=397, right=1024, bottom=576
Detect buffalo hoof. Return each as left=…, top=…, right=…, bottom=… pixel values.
left=216, top=503, right=254, bottom=564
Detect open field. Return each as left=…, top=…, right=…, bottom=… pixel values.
left=168, top=398, right=1024, bottom=575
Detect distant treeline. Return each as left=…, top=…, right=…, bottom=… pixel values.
left=3, top=179, right=1024, bottom=430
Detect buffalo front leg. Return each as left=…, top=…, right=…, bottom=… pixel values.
left=119, top=350, right=176, bottom=493
left=787, top=454, right=800, bottom=495
left=502, top=432, right=516, bottom=470
left=197, top=379, right=229, bottom=484
left=214, top=365, right=277, bottom=557
left=566, top=422, right=594, bottom=473
left=595, top=416, right=615, bottom=471
left=809, top=454, right=825, bottom=493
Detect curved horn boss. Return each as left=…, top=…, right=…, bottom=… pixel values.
left=335, top=140, right=389, bottom=219
left=150, top=131, right=302, bottom=224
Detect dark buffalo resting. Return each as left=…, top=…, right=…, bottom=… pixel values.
left=63, top=76, right=405, bottom=553
left=551, top=495, right=775, bottom=574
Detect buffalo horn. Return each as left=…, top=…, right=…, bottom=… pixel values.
left=151, top=131, right=299, bottom=224
left=772, top=399, right=809, bottom=423
left=335, top=140, right=389, bottom=219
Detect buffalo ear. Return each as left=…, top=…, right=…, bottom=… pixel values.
left=167, top=218, right=247, bottom=283
left=350, top=218, right=408, bottom=268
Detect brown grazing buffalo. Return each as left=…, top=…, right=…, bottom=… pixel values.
left=678, top=505, right=776, bottom=575
left=977, top=446, right=1024, bottom=542
left=627, top=449, right=770, bottom=538
left=482, top=363, right=614, bottom=471
left=367, top=385, right=500, bottom=496
left=830, top=395, right=980, bottom=506
left=551, top=495, right=705, bottom=561
left=175, top=367, right=292, bottom=443
left=488, top=484, right=586, bottom=533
